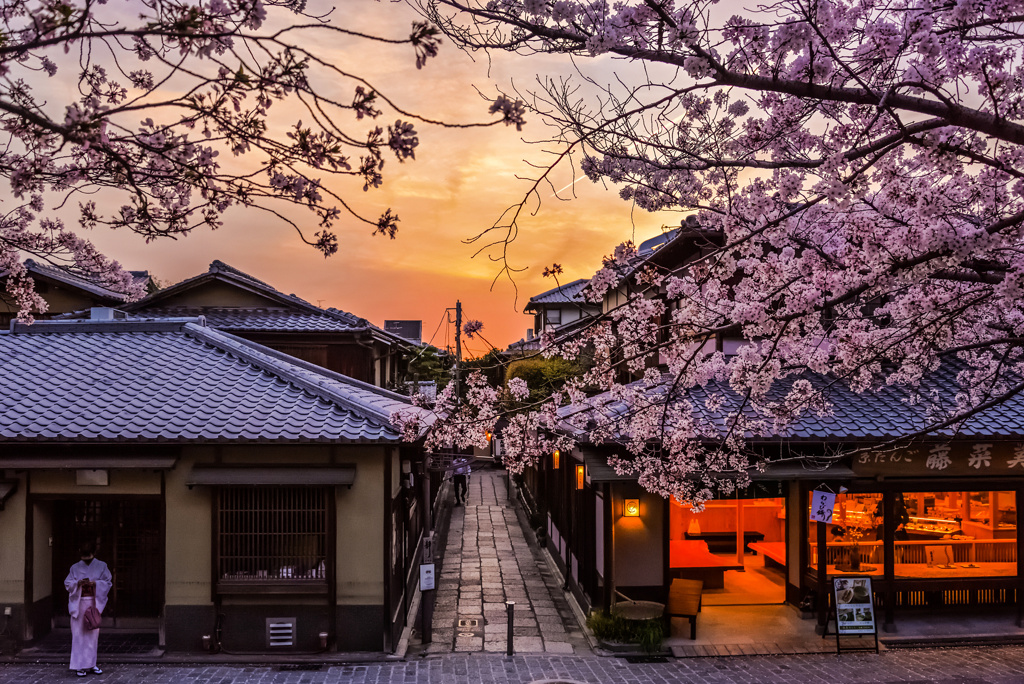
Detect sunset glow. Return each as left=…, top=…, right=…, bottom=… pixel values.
left=77, top=0, right=676, bottom=351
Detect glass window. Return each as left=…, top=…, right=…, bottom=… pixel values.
left=546, top=309, right=562, bottom=326
left=808, top=492, right=884, bottom=576
left=217, top=487, right=329, bottom=588
left=896, top=491, right=1016, bottom=578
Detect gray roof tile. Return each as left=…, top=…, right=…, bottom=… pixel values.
left=559, top=363, right=1024, bottom=443
left=0, top=319, right=427, bottom=444
left=526, top=279, right=592, bottom=308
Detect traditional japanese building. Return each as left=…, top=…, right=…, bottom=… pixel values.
left=0, top=311, right=431, bottom=653
left=109, top=260, right=411, bottom=388
left=0, top=259, right=153, bottom=326
left=514, top=222, right=1024, bottom=639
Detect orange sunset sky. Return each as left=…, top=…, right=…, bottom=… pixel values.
left=80, top=0, right=679, bottom=353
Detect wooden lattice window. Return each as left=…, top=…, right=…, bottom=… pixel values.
left=217, top=487, right=329, bottom=592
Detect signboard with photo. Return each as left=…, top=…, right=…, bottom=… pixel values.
left=831, top=576, right=878, bottom=652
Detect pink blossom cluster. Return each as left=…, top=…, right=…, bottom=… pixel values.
left=0, top=0, right=518, bottom=317
left=409, top=0, right=1024, bottom=504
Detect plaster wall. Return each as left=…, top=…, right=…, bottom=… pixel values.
left=336, top=447, right=385, bottom=605
left=159, top=281, right=277, bottom=308
left=166, top=450, right=212, bottom=606
left=0, top=285, right=103, bottom=317
left=612, top=484, right=664, bottom=587
left=29, top=469, right=161, bottom=496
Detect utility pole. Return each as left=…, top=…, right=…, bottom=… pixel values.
left=453, top=300, right=462, bottom=400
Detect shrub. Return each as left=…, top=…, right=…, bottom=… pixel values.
left=585, top=611, right=664, bottom=653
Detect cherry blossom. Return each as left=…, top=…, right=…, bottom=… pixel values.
left=0, top=0, right=522, bottom=318
left=404, top=0, right=1024, bottom=504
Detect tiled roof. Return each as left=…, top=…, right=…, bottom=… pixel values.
left=0, top=318, right=426, bottom=444
left=131, top=307, right=370, bottom=333
left=558, top=363, right=1024, bottom=443
left=82, top=260, right=408, bottom=344
left=525, top=279, right=592, bottom=309
left=1, top=259, right=138, bottom=303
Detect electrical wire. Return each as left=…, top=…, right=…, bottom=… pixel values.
left=405, top=309, right=451, bottom=365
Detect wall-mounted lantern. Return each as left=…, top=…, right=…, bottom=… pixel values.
left=552, top=450, right=560, bottom=470
left=623, top=499, right=640, bottom=517
left=485, top=431, right=492, bottom=442
left=575, top=464, right=585, bottom=490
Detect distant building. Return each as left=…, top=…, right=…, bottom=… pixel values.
left=524, top=279, right=600, bottom=336
left=385, top=320, right=423, bottom=345
left=0, top=259, right=153, bottom=326
left=60, top=260, right=412, bottom=389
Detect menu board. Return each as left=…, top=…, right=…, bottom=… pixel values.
left=833, top=577, right=876, bottom=635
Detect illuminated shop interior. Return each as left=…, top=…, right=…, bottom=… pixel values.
left=808, top=491, right=1018, bottom=579
left=669, top=496, right=786, bottom=604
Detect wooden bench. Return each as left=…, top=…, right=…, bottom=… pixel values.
left=684, top=530, right=766, bottom=553
left=748, top=541, right=786, bottom=569
left=670, top=540, right=744, bottom=589
left=665, top=578, right=703, bottom=639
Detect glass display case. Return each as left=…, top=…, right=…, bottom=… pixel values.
left=904, top=515, right=961, bottom=538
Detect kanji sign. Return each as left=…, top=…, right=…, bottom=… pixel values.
left=853, top=443, right=1024, bottom=477
left=810, top=489, right=837, bottom=523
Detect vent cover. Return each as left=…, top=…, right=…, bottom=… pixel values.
left=267, top=618, right=296, bottom=647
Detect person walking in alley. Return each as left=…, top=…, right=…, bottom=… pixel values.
left=65, top=540, right=112, bottom=677
left=453, top=458, right=471, bottom=506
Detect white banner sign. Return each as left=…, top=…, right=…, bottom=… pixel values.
left=810, top=489, right=837, bottom=523
left=419, top=563, right=435, bottom=591
left=833, top=577, right=876, bottom=635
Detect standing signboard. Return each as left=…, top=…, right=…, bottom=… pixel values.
left=831, top=576, right=879, bottom=653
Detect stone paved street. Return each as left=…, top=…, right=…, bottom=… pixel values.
left=4, top=646, right=1024, bottom=683
left=419, top=468, right=589, bottom=655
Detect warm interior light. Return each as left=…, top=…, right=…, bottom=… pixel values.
left=575, top=464, right=585, bottom=490
left=485, top=431, right=492, bottom=442
left=624, top=499, right=640, bottom=517
left=552, top=450, right=560, bottom=469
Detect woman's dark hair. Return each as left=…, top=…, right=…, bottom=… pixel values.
left=830, top=526, right=846, bottom=538
left=78, top=541, right=97, bottom=558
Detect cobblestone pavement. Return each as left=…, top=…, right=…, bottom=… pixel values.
left=4, top=646, right=1024, bottom=683
left=419, top=468, right=589, bottom=655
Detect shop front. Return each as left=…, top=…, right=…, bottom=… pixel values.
left=803, top=443, right=1024, bottom=630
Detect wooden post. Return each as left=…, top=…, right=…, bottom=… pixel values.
left=883, top=491, right=896, bottom=631
left=736, top=497, right=745, bottom=566
left=816, top=515, right=828, bottom=629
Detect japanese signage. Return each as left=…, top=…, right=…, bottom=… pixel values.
left=852, top=443, right=1024, bottom=477
left=810, top=489, right=837, bottom=523
left=833, top=577, right=876, bottom=635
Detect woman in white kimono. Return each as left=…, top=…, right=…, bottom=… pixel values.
left=64, top=541, right=112, bottom=677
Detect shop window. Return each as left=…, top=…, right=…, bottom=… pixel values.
left=807, top=492, right=884, bottom=575
left=895, top=491, right=1016, bottom=578
left=217, top=487, right=329, bottom=589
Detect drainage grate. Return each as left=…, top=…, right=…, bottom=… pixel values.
left=267, top=618, right=296, bottom=647
left=457, top=618, right=479, bottom=628
left=622, top=655, right=669, bottom=664
left=279, top=664, right=323, bottom=671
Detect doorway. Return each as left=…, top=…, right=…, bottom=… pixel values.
left=670, top=497, right=786, bottom=606
left=51, top=498, right=163, bottom=626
